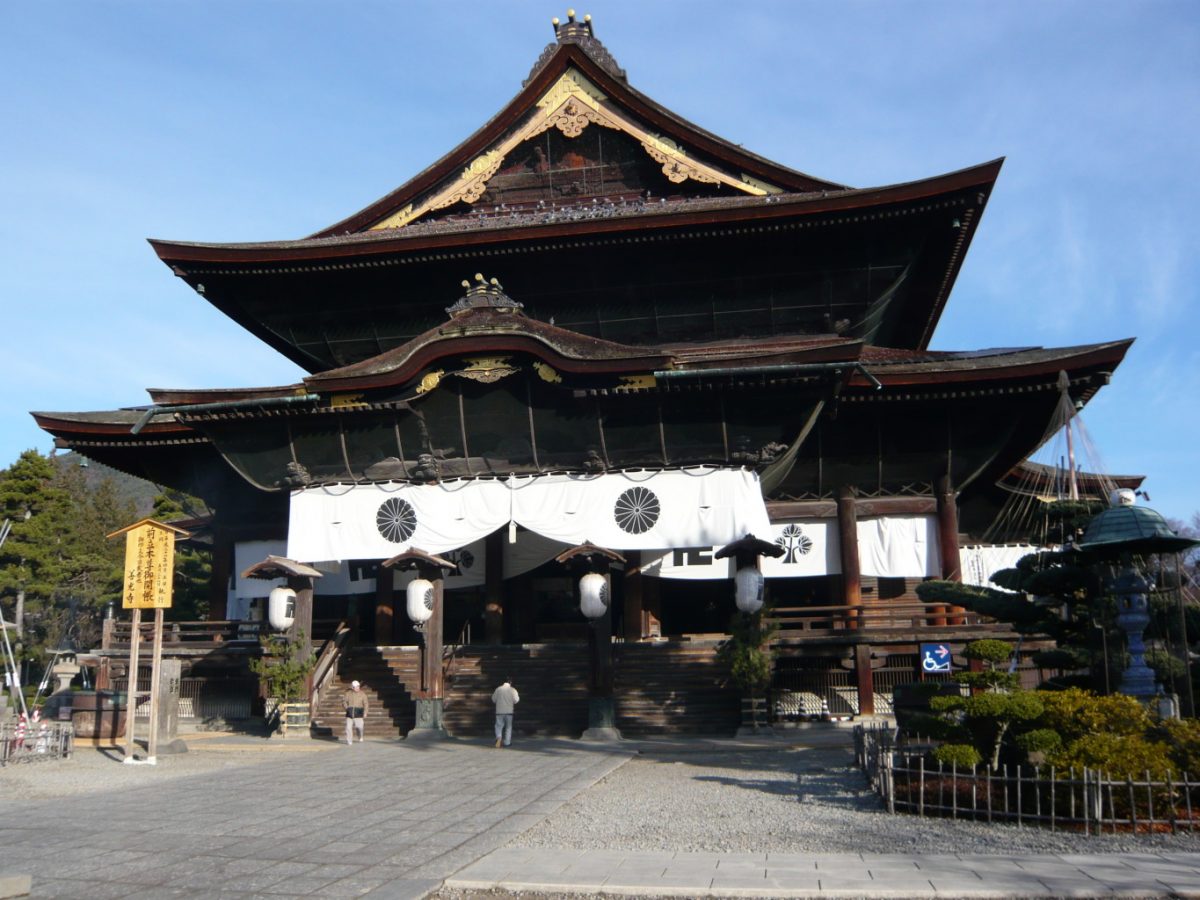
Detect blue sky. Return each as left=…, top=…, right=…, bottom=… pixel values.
left=2, top=1, right=1197, bottom=524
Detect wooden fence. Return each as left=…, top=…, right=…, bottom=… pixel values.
left=854, top=724, right=1200, bottom=835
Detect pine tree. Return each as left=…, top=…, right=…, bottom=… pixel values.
left=0, top=450, right=73, bottom=657
left=152, top=491, right=212, bottom=622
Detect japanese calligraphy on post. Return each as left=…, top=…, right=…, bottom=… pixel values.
left=111, top=520, right=182, bottom=609
left=122, top=523, right=174, bottom=609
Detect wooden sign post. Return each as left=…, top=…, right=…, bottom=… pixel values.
left=108, top=519, right=190, bottom=765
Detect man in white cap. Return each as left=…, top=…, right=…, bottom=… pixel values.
left=342, top=680, right=368, bottom=745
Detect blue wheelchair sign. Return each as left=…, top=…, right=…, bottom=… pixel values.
left=920, top=643, right=952, bottom=673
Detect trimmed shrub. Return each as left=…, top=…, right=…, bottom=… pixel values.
left=964, top=639, right=1016, bottom=667
left=932, top=743, right=983, bottom=769
left=1048, top=732, right=1174, bottom=779
left=1153, top=718, right=1200, bottom=775
left=1016, top=728, right=1063, bottom=755
left=1037, top=687, right=1148, bottom=742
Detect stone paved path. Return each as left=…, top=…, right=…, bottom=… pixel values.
left=447, top=847, right=1200, bottom=897
left=5, top=734, right=1200, bottom=899
left=0, top=737, right=629, bottom=899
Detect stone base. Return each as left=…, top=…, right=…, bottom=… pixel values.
left=580, top=726, right=623, bottom=742
left=405, top=727, right=450, bottom=742
left=582, top=697, right=621, bottom=741
left=735, top=724, right=775, bottom=737
left=0, top=872, right=31, bottom=899
left=414, top=698, right=444, bottom=731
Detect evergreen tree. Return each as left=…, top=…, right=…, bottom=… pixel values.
left=0, top=450, right=73, bottom=657
left=151, top=491, right=212, bottom=622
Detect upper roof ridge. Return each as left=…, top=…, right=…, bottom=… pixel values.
left=525, top=10, right=626, bottom=86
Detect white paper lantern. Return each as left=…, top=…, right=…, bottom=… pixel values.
left=267, top=587, right=296, bottom=631
left=579, top=572, right=609, bottom=619
left=406, top=578, right=435, bottom=624
left=734, top=567, right=764, bottom=614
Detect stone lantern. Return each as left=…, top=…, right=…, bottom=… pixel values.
left=1077, top=491, right=1199, bottom=703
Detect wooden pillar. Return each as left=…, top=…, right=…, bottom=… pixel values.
left=421, top=574, right=445, bottom=702
left=375, top=564, right=393, bottom=646
left=590, top=573, right=615, bottom=696
left=936, top=473, right=964, bottom=626
left=287, top=575, right=314, bottom=661
left=837, top=485, right=862, bottom=628
left=208, top=527, right=232, bottom=622
left=484, top=530, right=504, bottom=644
left=854, top=643, right=875, bottom=717
left=582, top=570, right=620, bottom=739
left=643, top=572, right=662, bottom=638
left=623, top=550, right=645, bottom=642
left=936, top=474, right=963, bottom=582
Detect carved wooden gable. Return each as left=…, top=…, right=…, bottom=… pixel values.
left=369, top=68, right=782, bottom=231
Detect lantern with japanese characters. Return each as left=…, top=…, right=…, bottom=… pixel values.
left=579, top=573, right=609, bottom=620
left=734, top=567, right=764, bottom=614
left=406, top=579, right=434, bottom=624
left=267, top=587, right=296, bottom=631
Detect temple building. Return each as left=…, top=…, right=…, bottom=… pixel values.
left=34, top=14, right=1134, bottom=736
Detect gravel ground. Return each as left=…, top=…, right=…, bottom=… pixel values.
left=510, top=739, right=1200, bottom=855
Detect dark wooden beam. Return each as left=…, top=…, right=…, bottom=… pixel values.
left=623, top=550, right=645, bottom=643
left=854, top=644, right=875, bottom=717
left=484, top=530, right=504, bottom=645
left=936, top=474, right=963, bottom=582
left=836, top=485, right=862, bottom=617
left=768, top=496, right=937, bottom=521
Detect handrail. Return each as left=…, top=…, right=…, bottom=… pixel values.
left=103, top=620, right=262, bottom=647
left=309, top=621, right=353, bottom=718
left=441, top=620, right=472, bottom=686
left=767, top=601, right=1003, bottom=638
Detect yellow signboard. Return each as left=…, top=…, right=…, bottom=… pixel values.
left=111, top=521, right=181, bottom=609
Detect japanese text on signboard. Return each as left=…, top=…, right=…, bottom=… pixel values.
left=122, top=524, right=175, bottom=609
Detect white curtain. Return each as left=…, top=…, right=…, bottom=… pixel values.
left=856, top=515, right=941, bottom=578
left=231, top=531, right=569, bottom=600
left=286, top=468, right=770, bottom=562
left=642, top=520, right=841, bottom=580
left=961, top=543, right=1041, bottom=587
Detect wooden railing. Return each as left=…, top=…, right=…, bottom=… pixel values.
left=442, top=620, right=472, bottom=685
left=101, top=619, right=262, bottom=650
left=769, top=602, right=1005, bottom=641
left=309, top=621, right=353, bottom=716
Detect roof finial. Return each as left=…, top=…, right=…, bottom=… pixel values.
left=446, top=275, right=524, bottom=319
left=535, top=11, right=624, bottom=84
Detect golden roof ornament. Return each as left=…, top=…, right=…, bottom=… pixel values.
left=527, top=10, right=625, bottom=85
left=445, top=273, right=524, bottom=318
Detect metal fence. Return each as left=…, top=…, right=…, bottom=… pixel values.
left=1, top=720, right=73, bottom=766
left=110, top=676, right=255, bottom=722
left=854, top=724, right=1200, bottom=835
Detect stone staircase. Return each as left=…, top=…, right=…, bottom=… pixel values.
left=313, top=640, right=741, bottom=739
left=442, top=644, right=590, bottom=739
left=312, top=645, right=419, bottom=738
left=613, top=641, right=739, bottom=734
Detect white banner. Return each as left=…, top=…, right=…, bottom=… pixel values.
left=286, top=468, right=770, bottom=562
left=642, top=520, right=841, bottom=580
left=857, top=515, right=941, bottom=578
left=230, top=531, right=568, bottom=608
left=762, top=520, right=841, bottom=578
